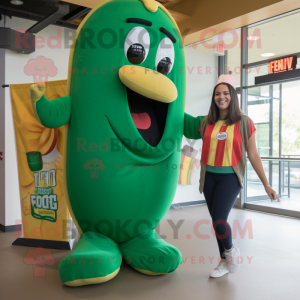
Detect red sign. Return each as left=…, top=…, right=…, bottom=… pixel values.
left=269, top=56, right=297, bottom=74
left=214, top=44, right=224, bottom=55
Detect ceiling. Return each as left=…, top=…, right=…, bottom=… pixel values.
left=0, top=0, right=300, bottom=49
left=60, top=0, right=300, bottom=47
left=183, top=0, right=300, bottom=46
left=0, top=0, right=188, bottom=31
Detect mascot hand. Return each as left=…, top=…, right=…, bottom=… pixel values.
left=30, top=82, right=46, bottom=123
left=30, top=81, right=46, bottom=103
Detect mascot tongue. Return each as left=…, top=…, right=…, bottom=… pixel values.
left=131, top=113, right=151, bottom=130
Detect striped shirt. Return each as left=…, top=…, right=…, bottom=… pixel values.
left=200, top=118, right=256, bottom=170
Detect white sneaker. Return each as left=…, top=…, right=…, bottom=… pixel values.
left=224, top=245, right=240, bottom=274
left=209, top=258, right=229, bottom=278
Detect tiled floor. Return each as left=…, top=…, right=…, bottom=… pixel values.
left=1, top=205, right=300, bottom=300
left=247, top=183, right=300, bottom=211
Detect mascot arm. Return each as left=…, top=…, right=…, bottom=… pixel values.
left=183, top=113, right=204, bottom=139
left=30, top=82, right=71, bottom=128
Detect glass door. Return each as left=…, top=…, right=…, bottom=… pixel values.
left=245, top=81, right=300, bottom=215
left=246, top=85, right=278, bottom=201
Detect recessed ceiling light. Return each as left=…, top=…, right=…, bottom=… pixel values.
left=247, top=36, right=260, bottom=41
left=11, top=0, right=23, bottom=5
left=261, top=53, right=275, bottom=57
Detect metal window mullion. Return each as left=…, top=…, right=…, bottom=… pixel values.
left=269, top=85, right=273, bottom=187
left=218, top=51, right=226, bottom=76
left=248, top=100, right=271, bottom=106
left=240, top=26, right=248, bottom=209
left=288, top=158, right=291, bottom=197
left=224, top=49, right=228, bottom=74
left=279, top=83, right=282, bottom=196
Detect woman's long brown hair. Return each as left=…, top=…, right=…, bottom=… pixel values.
left=207, top=83, right=242, bottom=125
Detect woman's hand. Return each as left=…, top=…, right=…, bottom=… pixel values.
left=264, top=185, right=280, bottom=202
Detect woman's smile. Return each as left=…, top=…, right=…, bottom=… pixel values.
left=218, top=99, right=228, bottom=105
left=214, top=84, right=231, bottom=111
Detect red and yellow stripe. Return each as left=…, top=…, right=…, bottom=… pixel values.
left=201, top=120, right=243, bottom=167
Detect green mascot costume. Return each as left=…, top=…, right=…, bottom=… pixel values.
left=30, top=0, right=203, bottom=287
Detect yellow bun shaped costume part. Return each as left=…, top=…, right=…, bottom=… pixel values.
left=119, top=66, right=178, bottom=103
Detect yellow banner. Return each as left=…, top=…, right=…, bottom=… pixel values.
left=10, top=80, right=69, bottom=241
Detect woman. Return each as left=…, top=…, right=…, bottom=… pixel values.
left=183, top=74, right=279, bottom=278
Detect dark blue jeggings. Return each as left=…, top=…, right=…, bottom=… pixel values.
left=203, top=171, right=241, bottom=257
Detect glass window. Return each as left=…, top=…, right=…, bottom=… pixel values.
left=247, top=11, right=300, bottom=64
left=247, top=64, right=269, bottom=87
left=224, top=29, right=241, bottom=88
left=281, top=81, right=300, bottom=157
left=246, top=81, right=300, bottom=206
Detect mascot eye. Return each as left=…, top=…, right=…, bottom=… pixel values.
left=125, top=27, right=150, bottom=64
left=155, top=38, right=174, bottom=75
left=127, top=44, right=145, bottom=64
left=157, top=57, right=172, bottom=75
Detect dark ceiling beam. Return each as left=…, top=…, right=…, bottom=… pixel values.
left=27, top=3, right=70, bottom=34
left=0, top=4, right=78, bottom=30
left=62, top=6, right=91, bottom=21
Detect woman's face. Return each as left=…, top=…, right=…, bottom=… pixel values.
left=214, top=84, right=231, bottom=111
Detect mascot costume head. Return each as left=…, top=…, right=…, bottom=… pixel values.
left=30, top=0, right=186, bottom=286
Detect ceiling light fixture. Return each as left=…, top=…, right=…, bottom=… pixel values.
left=261, top=53, right=275, bottom=57
left=247, top=36, right=260, bottom=41
left=11, top=0, right=23, bottom=5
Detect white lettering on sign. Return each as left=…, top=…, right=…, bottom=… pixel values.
left=34, top=169, right=57, bottom=188
left=31, top=194, right=58, bottom=210
left=216, top=132, right=228, bottom=141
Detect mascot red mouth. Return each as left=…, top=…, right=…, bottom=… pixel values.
left=126, top=87, right=169, bottom=147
